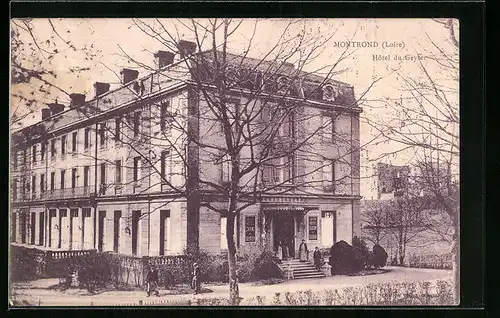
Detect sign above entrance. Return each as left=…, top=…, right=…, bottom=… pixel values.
left=262, top=205, right=318, bottom=214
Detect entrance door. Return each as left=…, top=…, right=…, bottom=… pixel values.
left=273, top=213, right=295, bottom=258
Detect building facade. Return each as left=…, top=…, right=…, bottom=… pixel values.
left=10, top=42, right=362, bottom=258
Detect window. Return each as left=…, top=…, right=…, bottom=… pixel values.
left=99, top=123, right=106, bottom=146
left=159, top=210, right=170, bottom=256
left=115, top=117, right=121, bottom=141
left=82, top=208, right=91, bottom=218
left=220, top=216, right=228, bottom=250
left=245, top=216, right=256, bottom=242
left=71, top=168, right=77, bottom=188
left=60, top=170, right=66, bottom=189
left=160, top=101, right=170, bottom=133
left=41, top=143, right=46, bottom=161
left=84, top=128, right=91, bottom=149
left=131, top=210, right=141, bottom=255
left=71, top=209, right=78, bottom=218
left=32, top=145, right=37, bottom=164
left=133, top=157, right=141, bottom=182
left=100, top=163, right=106, bottom=185
left=321, top=115, right=335, bottom=143
left=72, top=131, right=78, bottom=153
left=40, top=174, right=45, bottom=193
left=160, top=151, right=169, bottom=182
left=278, top=108, right=295, bottom=138
left=51, top=140, right=56, bottom=158
left=61, top=135, right=67, bottom=156
left=12, top=152, right=17, bottom=169
left=83, top=166, right=90, bottom=187
left=12, top=179, right=18, bottom=199
left=115, top=160, right=122, bottom=184
left=269, top=156, right=294, bottom=184
left=50, top=172, right=55, bottom=191
left=221, top=154, right=231, bottom=184
left=32, top=175, right=36, bottom=194
left=133, top=112, right=141, bottom=136
left=321, top=211, right=336, bottom=246
left=113, top=211, right=122, bottom=253
left=22, top=177, right=26, bottom=195
left=60, top=209, right=68, bottom=218
left=308, top=216, right=318, bottom=241
left=322, top=159, right=335, bottom=191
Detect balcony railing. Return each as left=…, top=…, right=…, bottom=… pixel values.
left=9, top=187, right=96, bottom=202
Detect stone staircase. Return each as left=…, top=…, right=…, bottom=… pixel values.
left=277, top=259, right=326, bottom=280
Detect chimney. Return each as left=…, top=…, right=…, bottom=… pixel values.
left=47, top=101, right=65, bottom=115
left=41, top=108, right=51, bottom=120
left=69, top=93, right=86, bottom=107
left=154, top=51, right=175, bottom=69
left=178, top=40, right=197, bottom=58
left=94, top=82, right=110, bottom=97
left=120, top=68, right=139, bottom=84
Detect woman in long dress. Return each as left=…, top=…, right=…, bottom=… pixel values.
left=299, top=239, right=309, bottom=262
left=277, top=241, right=283, bottom=261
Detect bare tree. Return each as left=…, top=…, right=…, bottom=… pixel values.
left=11, top=18, right=380, bottom=305
left=361, top=200, right=389, bottom=245
left=125, top=18, right=375, bottom=304
left=10, top=19, right=101, bottom=127
left=365, top=18, right=459, bottom=301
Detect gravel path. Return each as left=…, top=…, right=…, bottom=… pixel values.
left=10, top=266, right=452, bottom=307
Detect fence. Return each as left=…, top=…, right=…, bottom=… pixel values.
left=407, top=253, right=453, bottom=270
left=10, top=244, right=96, bottom=281
left=10, top=244, right=187, bottom=286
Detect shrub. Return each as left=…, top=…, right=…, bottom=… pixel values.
left=329, top=240, right=356, bottom=275
left=182, top=246, right=216, bottom=283
left=368, top=244, right=388, bottom=268
left=236, top=252, right=256, bottom=283
left=252, top=251, right=281, bottom=280
left=205, top=256, right=229, bottom=283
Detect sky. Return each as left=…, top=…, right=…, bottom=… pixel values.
left=10, top=18, right=459, bottom=199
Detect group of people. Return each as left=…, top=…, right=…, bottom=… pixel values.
left=277, top=239, right=324, bottom=270
left=144, top=262, right=201, bottom=297
left=145, top=239, right=324, bottom=297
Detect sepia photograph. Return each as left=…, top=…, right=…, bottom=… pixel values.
left=9, top=18, right=460, bottom=307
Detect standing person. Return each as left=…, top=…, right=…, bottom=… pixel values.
left=145, top=265, right=160, bottom=297
left=282, top=237, right=289, bottom=260
left=277, top=240, right=283, bottom=262
left=299, top=239, right=309, bottom=262
left=192, top=262, right=201, bottom=295
left=313, top=247, right=322, bottom=270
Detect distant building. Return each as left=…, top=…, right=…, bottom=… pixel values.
left=375, top=163, right=410, bottom=200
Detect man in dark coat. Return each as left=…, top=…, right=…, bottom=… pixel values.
left=313, top=247, right=323, bottom=270
left=192, top=262, right=201, bottom=295
left=145, top=265, right=160, bottom=297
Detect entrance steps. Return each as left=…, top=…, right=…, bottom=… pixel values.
left=277, top=259, right=326, bottom=280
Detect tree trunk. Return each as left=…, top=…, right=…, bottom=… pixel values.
left=226, top=212, right=240, bottom=305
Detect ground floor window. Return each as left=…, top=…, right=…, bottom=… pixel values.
left=113, top=211, right=122, bottom=253
left=159, top=210, right=170, bottom=256
left=11, top=213, right=17, bottom=242
left=245, top=216, right=256, bottom=243
left=308, top=216, right=318, bottom=241
left=132, top=210, right=141, bottom=255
